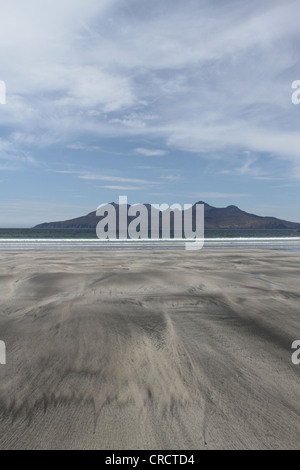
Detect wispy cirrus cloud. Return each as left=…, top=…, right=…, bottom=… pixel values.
left=0, top=138, right=37, bottom=168
left=79, top=174, right=156, bottom=185
left=102, top=185, right=142, bottom=190
left=66, top=142, right=101, bottom=151
left=136, top=148, right=167, bottom=157
left=56, top=170, right=159, bottom=186
left=160, top=174, right=182, bottom=181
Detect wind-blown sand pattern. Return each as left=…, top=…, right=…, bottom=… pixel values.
left=0, top=249, right=299, bottom=449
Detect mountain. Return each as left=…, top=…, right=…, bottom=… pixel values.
left=202, top=203, right=300, bottom=229
left=33, top=201, right=300, bottom=230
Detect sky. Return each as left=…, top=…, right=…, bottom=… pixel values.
left=0, top=0, right=300, bottom=227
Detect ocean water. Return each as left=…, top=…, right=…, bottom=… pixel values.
left=0, top=228, right=300, bottom=251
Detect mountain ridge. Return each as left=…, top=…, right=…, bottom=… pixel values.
left=33, top=202, right=300, bottom=230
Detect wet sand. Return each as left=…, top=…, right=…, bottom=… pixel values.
left=0, top=249, right=299, bottom=449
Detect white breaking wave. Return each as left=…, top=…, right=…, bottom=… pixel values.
left=0, top=237, right=300, bottom=251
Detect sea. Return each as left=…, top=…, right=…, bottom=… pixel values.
left=0, top=228, right=300, bottom=252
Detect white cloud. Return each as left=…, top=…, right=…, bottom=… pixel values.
left=79, top=174, right=155, bottom=185
left=102, top=185, right=141, bottom=190
left=54, top=67, right=136, bottom=111
left=0, top=138, right=37, bottom=167
left=66, top=142, right=101, bottom=151
left=56, top=170, right=160, bottom=186
left=160, top=174, right=181, bottom=181
left=136, top=148, right=167, bottom=156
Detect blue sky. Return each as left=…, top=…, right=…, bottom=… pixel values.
left=0, top=0, right=299, bottom=227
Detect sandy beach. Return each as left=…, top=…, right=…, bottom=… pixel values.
left=0, top=248, right=299, bottom=449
